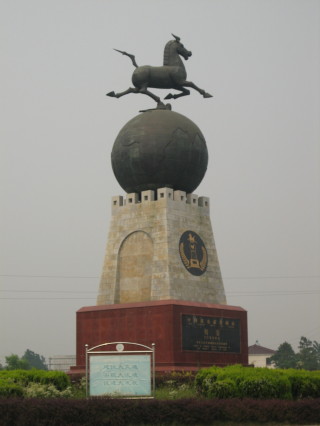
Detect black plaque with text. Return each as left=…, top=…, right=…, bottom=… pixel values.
left=182, top=314, right=241, bottom=353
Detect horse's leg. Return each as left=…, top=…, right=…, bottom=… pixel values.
left=108, top=86, right=163, bottom=105
left=138, top=87, right=161, bottom=104
left=164, top=87, right=190, bottom=100
left=182, top=81, right=213, bottom=98
left=107, top=87, right=139, bottom=98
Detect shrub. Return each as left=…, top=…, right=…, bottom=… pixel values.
left=195, top=365, right=320, bottom=400
left=206, top=379, right=237, bottom=398
left=287, top=369, right=320, bottom=399
left=33, top=370, right=70, bottom=390
left=194, top=366, right=220, bottom=395
left=0, top=382, right=24, bottom=398
left=156, top=371, right=195, bottom=388
left=24, top=383, right=72, bottom=398
left=0, top=370, right=30, bottom=386
left=239, top=377, right=281, bottom=399
left=0, top=369, right=70, bottom=391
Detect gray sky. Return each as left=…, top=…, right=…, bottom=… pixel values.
left=1, top=0, right=319, bottom=363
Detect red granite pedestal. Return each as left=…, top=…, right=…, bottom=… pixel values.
left=69, top=300, right=248, bottom=377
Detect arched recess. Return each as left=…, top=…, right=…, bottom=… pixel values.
left=115, top=231, right=153, bottom=303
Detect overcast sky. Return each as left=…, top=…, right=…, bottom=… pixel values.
left=1, top=0, right=319, bottom=364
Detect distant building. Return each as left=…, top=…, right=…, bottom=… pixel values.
left=48, top=355, right=76, bottom=372
left=248, top=342, right=275, bottom=368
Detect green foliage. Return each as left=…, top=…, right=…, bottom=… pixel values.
left=195, top=365, right=220, bottom=395
left=314, top=341, right=320, bottom=365
left=297, top=336, right=320, bottom=370
left=24, top=383, right=72, bottom=398
left=270, top=341, right=297, bottom=369
left=155, top=382, right=196, bottom=400
left=155, top=372, right=196, bottom=399
left=4, top=355, right=30, bottom=370
left=0, top=381, right=24, bottom=397
left=270, top=337, right=320, bottom=371
left=0, top=370, right=72, bottom=399
left=2, top=350, right=47, bottom=371
left=287, top=369, right=320, bottom=399
left=196, top=364, right=320, bottom=400
left=238, top=376, right=291, bottom=399
left=29, top=370, right=70, bottom=390
left=0, top=369, right=71, bottom=392
left=69, top=377, right=86, bottom=398
left=22, top=349, right=47, bottom=370
left=156, top=371, right=196, bottom=388
left=206, top=378, right=237, bottom=398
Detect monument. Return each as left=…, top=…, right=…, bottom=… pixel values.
left=70, top=35, right=248, bottom=376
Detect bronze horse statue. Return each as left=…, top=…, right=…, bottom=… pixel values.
left=107, top=34, right=212, bottom=105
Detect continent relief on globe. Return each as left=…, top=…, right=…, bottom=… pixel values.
left=111, top=109, right=208, bottom=194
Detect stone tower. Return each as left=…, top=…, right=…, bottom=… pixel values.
left=96, top=108, right=226, bottom=306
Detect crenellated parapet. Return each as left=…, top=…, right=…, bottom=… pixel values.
left=112, top=187, right=210, bottom=214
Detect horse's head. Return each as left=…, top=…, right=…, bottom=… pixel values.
left=172, top=34, right=192, bottom=60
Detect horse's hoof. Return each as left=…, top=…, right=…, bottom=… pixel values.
left=164, top=93, right=173, bottom=100
left=203, top=92, right=213, bottom=98
left=107, top=91, right=116, bottom=97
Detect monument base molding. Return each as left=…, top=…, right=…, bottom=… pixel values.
left=69, top=300, right=248, bottom=376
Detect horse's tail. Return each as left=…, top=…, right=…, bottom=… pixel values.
left=113, top=49, right=138, bottom=68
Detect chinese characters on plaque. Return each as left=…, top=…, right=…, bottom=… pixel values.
left=182, top=314, right=241, bottom=353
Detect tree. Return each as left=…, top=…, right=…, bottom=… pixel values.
left=313, top=340, right=320, bottom=365
left=296, top=336, right=319, bottom=371
left=22, top=349, right=47, bottom=370
left=5, top=354, right=30, bottom=370
left=269, top=342, right=297, bottom=369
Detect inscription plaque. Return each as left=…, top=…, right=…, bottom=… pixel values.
left=89, top=354, right=151, bottom=396
left=182, top=314, right=240, bottom=353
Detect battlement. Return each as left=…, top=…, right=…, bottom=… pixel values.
left=112, top=187, right=210, bottom=212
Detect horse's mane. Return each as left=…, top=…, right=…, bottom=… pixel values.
left=163, top=40, right=176, bottom=66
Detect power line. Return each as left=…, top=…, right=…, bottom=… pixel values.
left=0, top=290, right=96, bottom=293
left=0, top=297, right=96, bottom=300
left=1, top=274, right=319, bottom=280
left=0, top=289, right=319, bottom=296
left=226, top=290, right=320, bottom=295
left=0, top=274, right=98, bottom=279
left=224, top=275, right=320, bottom=280
left=226, top=293, right=320, bottom=297
left=0, top=292, right=319, bottom=301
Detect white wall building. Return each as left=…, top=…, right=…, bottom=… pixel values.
left=248, top=342, right=275, bottom=368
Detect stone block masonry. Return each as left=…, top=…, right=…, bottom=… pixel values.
left=97, top=187, right=226, bottom=306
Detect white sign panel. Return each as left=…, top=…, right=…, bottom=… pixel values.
left=89, top=354, right=151, bottom=396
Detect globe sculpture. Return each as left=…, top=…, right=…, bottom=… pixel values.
left=111, top=109, right=208, bottom=194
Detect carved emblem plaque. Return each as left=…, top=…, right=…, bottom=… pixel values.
left=179, top=230, right=208, bottom=276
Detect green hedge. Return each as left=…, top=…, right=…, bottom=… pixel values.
left=0, top=381, right=24, bottom=398
left=0, top=370, right=70, bottom=391
left=195, top=365, right=320, bottom=399
left=286, top=369, right=320, bottom=399
left=156, top=371, right=196, bottom=388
